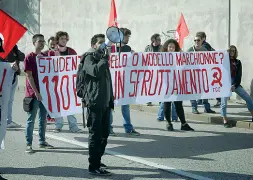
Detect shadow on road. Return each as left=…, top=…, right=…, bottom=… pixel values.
left=0, top=166, right=187, bottom=180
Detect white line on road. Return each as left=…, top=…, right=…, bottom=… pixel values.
left=34, top=132, right=213, bottom=180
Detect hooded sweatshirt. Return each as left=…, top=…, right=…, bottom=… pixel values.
left=81, top=48, right=114, bottom=108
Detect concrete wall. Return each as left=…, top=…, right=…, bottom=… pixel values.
left=0, top=0, right=40, bottom=53
left=230, top=0, right=253, bottom=100
left=0, top=0, right=40, bottom=70
left=40, top=0, right=111, bottom=54
left=1, top=0, right=253, bottom=98
left=39, top=0, right=229, bottom=53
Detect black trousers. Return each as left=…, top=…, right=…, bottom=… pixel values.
left=87, top=106, right=110, bottom=169
left=216, top=98, right=221, bottom=102
left=163, top=101, right=186, bottom=124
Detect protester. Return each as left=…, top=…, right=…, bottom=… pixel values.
left=196, top=32, right=215, bottom=51
left=43, top=36, right=56, bottom=55
left=0, top=45, right=24, bottom=128
left=0, top=54, right=14, bottom=180
left=0, top=46, right=21, bottom=145
left=161, top=39, right=194, bottom=131
left=82, top=33, right=114, bottom=176
left=109, top=28, right=140, bottom=136
left=48, top=31, right=83, bottom=133
left=48, top=36, right=56, bottom=50
left=24, top=34, right=53, bottom=154
left=144, top=33, right=162, bottom=106
left=188, top=35, right=216, bottom=114
left=220, top=45, right=253, bottom=127
left=43, top=36, right=56, bottom=123
left=196, top=31, right=221, bottom=107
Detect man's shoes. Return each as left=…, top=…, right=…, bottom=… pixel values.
left=100, top=163, right=108, bottom=169
left=109, top=130, right=117, bottom=136
left=157, top=118, right=164, bottom=122
left=192, top=109, right=200, bottom=114
left=147, top=102, right=152, bottom=106
left=166, top=123, right=174, bottom=131
left=126, top=129, right=140, bottom=136
left=224, top=122, right=232, bottom=128
left=181, top=124, right=194, bottom=131
left=39, top=142, right=54, bottom=149
left=25, top=145, right=35, bottom=154
left=7, top=122, right=22, bottom=128
left=204, top=109, right=216, bottom=113
left=213, top=102, right=221, bottom=107
left=88, top=168, right=112, bottom=176
left=0, top=175, right=7, bottom=180
left=70, top=128, right=84, bottom=133
left=47, top=116, right=55, bottom=122
left=53, top=128, right=62, bottom=133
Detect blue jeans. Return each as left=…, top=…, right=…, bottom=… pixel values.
left=220, top=86, right=253, bottom=117
left=110, top=105, right=134, bottom=133
left=157, top=102, right=178, bottom=121
left=25, top=99, right=47, bottom=146
left=55, top=115, right=79, bottom=131
left=191, top=99, right=211, bottom=111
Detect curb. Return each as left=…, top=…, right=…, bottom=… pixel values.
left=130, top=104, right=253, bottom=130
left=17, top=81, right=253, bottom=130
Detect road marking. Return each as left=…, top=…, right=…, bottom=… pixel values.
left=34, top=132, right=213, bottom=180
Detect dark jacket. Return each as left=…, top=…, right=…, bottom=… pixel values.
left=144, top=44, right=162, bottom=52
left=231, top=59, right=242, bottom=88
left=0, top=45, right=25, bottom=76
left=202, top=41, right=215, bottom=51
left=82, top=48, right=114, bottom=109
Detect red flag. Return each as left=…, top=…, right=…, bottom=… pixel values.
left=175, top=13, right=189, bottom=48
left=0, top=10, right=27, bottom=59
left=108, top=0, right=118, bottom=27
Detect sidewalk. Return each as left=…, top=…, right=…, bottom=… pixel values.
left=130, top=100, right=253, bottom=130
left=17, top=76, right=253, bottom=130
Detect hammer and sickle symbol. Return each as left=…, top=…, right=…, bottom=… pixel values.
left=211, top=67, right=222, bottom=87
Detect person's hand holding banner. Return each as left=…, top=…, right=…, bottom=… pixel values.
left=35, top=92, right=42, bottom=101
left=11, top=62, right=19, bottom=72
left=231, top=85, right=236, bottom=92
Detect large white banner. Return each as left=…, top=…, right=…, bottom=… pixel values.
left=37, top=55, right=82, bottom=118
left=37, top=51, right=232, bottom=117
left=0, top=62, right=14, bottom=150
left=109, top=51, right=232, bottom=105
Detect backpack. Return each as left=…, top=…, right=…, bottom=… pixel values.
left=76, top=53, right=92, bottom=101
left=76, top=52, right=93, bottom=128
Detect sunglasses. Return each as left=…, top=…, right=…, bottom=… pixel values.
left=194, top=39, right=201, bottom=42
left=38, top=40, right=45, bottom=43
